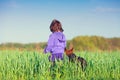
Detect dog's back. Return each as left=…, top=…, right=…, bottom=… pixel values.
left=65, top=48, right=87, bottom=71
left=68, top=53, right=76, bottom=62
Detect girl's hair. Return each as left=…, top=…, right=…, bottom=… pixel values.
left=50, top=19, right=64, bottom=32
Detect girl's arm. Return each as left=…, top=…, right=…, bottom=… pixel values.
left=44, top=34, right=54, bottom=53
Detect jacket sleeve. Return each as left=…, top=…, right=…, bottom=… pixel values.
left=61, top=34, right=66, bottom=48
left=57, top=33, right=66, bottom=48
left=44, top=34, right=54, bottom=53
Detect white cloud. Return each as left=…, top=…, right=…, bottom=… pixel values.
left=0, top=0, right=20, bottom=8
left=8, top=1, right=17, bottom=8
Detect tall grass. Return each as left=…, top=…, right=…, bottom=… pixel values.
left=0, top=50, right=120, bottom=80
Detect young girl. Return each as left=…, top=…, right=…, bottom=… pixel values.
left=44, top=19, right=66, bottom=63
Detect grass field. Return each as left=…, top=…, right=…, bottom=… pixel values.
left=0, top=50, right=120, bottom=80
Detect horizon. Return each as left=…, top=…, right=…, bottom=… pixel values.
left=0, top=35, right=119, bottom=44
left=0, top=0, right=120, bottom=44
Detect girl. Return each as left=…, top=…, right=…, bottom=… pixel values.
left=44, top=19, right=66, bottom=63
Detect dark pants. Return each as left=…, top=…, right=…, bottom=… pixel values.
left=49, top=53, right=64, bottom=79
left=48, top=53, right=64, bottom=62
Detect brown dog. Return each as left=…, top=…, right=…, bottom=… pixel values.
left=65, top=48, right=87, bottom=71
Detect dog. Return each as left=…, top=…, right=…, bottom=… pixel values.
left=65, top=48, right=87, bottom=71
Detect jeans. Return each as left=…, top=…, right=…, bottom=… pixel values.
left=48, top=53, right=64, bottom=62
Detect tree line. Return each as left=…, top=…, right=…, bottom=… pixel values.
left=0, top=36, right=120, bottom=51
left=69, top=36, right=120, bottom=51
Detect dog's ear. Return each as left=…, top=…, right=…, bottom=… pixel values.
left=69, top=43, right=73, bottom=49
left=64, top=48, right=67, bottom=52
left=70, top=48, right=73, bottom=52
left=64, top=48, right=66, bottom=51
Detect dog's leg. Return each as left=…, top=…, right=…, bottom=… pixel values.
left=77, top=56, right=87, bottom=71
left=81, top=58, right=87, bottom=71
left=81, top=62, right=84, bottom=71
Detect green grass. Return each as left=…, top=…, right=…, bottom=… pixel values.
left=0, top=50, right=120, bottom=80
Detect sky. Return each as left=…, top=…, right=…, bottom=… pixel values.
left=0, top=0, right=120, bottom=43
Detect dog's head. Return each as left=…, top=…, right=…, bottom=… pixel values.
left=64, top=48, right=74, bottom=56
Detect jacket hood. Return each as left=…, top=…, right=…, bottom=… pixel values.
left=54, top=32, right=66, bottom=42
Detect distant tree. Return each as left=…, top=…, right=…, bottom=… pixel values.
left=0, top=36, right=120, bottom=51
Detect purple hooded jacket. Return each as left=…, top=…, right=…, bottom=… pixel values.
left=44, top=32, right=66, bottom=54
